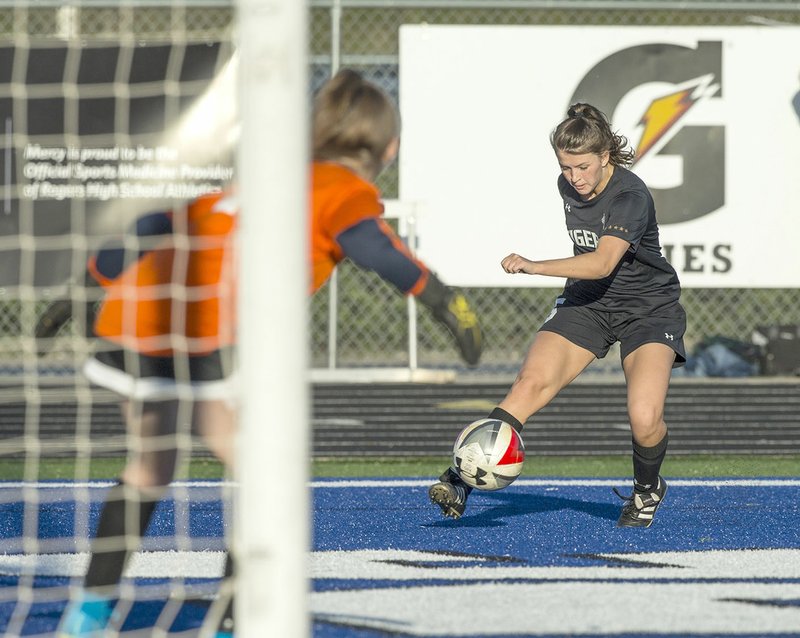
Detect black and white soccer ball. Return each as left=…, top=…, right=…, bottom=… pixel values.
left=452, top=418, right=525, bottom=491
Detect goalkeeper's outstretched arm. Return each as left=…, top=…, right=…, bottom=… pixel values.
left=336, top=217, right=483, bottom=366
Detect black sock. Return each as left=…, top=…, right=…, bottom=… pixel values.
left=632, top=432, right=669, bottom=492
left=488, top=407, right=524, bottom=433
left=84, top=481, right=158, bottom=590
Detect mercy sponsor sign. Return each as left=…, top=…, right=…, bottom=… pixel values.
left=0, top=40, right=235, bottom=287
left=399, top=26, right=800, bottom=288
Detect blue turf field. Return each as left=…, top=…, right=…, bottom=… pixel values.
left=1, top=478, right=799, bottom=636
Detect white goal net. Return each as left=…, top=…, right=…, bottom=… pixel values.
left=0, top=2, right=308, bottom=636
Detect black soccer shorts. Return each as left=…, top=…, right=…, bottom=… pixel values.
left=84, top=345, right=238, bottom=400
left=540, top=296, right=687, bottom=368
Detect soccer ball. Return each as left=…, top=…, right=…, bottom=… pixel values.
left=452, top=418, right=525, bottom=491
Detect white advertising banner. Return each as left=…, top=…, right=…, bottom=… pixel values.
left=399, top=26, right=800, bottom=288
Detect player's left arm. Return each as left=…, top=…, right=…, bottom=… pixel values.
left=35, top=210, right=175, bottom=347
left=501, top=236, right=630, bottom=280
left=90, top=210, right=174, bottom=285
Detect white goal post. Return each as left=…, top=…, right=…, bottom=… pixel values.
left=235, top=0, right=310, bottom=636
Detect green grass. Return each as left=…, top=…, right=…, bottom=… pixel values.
left=0, top=458, right=227, bottom=481
left=312, top=455, right=800, bottom=478
left=3, top=455, right=796, bottom=481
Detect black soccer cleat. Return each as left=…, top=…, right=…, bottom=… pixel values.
left=438, top=291, right=483, bottom=367
left=614, top=476, right=668, bottom=528
left=429, top=467, right=472, bottom=520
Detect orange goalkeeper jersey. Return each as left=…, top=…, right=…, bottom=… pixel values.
left=91, top=192, right=237, bottom=357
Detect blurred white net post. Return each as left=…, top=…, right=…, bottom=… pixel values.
left=235, top=0, right=310, bottom=636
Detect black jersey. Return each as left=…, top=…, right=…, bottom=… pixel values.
left=557, top=166, right=681, bottom=314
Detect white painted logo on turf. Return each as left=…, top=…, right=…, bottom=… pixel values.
left=311, top=548, right=800, bottom=636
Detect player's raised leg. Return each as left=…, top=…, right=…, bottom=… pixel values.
left=429, top=331, right=595, bottom=519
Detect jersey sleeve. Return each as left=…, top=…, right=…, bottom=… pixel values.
left=602, top=190, right=649, bottom=251
left=310, top=165, right=387, bottom=293
left=335, top=217, right=429, bottom=295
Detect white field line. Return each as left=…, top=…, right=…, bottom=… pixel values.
left=309, top=478, right=800, bottom=488
left=0, top=550, right=226, bottom=578
left=0, top=480, right=233, bottom=489
left=0, top=478, right=798, bottom=489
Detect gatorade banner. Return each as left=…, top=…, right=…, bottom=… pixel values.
left=399, top=26, right=800, bottom=288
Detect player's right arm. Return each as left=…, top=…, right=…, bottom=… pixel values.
left=501, top=235, right=630, bottom=280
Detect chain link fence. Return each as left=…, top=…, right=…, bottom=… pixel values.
left=2, top=0, right=798, bottom=379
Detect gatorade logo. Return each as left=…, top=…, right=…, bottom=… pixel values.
left=570, top=41, right=724, bottom=224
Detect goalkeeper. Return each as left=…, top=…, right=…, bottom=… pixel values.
left=55, top=68, right=482, bottom=638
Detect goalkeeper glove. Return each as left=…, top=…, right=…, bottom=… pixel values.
left=34, top=273, right=99, bottom=356
left=417, top=273, right=483, bottom=367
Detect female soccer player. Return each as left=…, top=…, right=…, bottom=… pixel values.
left=58, top=68, right=482, bottom=638
left=429, top=103, right=686, bottom=528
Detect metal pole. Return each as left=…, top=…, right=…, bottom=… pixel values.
left=405, top=204, right=419, bottom=371
left=326, top=0, right=342, bottom=369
